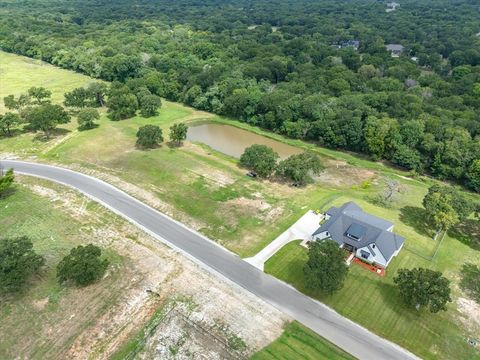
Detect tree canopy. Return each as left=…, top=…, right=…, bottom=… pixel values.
left=276, top=152, right=323, bottom=185
left=304, top=240, right=348, bottom=294
left=239, top=144, right=279, bottom=178
left=56, top=244, right=109, bottom=287
left=0, top=168, right=15, bottom=197
left=0, top=236, right=45, bottom=293
left=393, top=268, right=452, bottom=313
left=169, top=123, right=188, bottom=146
left=136, top=125, right=163, bottom=148
left=1, top=0, right=480, bottom=191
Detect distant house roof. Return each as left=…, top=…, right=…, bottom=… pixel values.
left=313, top=202, right=404, bottom=264
left=386, top=44, right=404, bottom=53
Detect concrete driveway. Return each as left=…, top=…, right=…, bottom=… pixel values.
left=245, top=210, right=323, bottom=270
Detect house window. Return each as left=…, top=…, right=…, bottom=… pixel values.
left=360, top=250, right=370, bottom=259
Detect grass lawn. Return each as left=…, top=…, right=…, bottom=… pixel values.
left=250, top=321, right=355, bottom=360
left=265, top=234, right=480, bottom=360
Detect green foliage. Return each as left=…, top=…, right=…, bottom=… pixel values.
left=24, top=103, right=70, bottom=138
left=0, top=168, right=15, bottom=196
left=77, top=108, right=100, bottom=130
left=304, top=240, right=348, bottom=295
left=136, top=124, right=163, bottom=148
left=27, top=86, right=51, bottom=105
left=276, top=152, right=323, bottom=185
left=64, top=87, right=91, bottom=108
left=56, top=244, right=109, bottom=287
left=3, top=93, right=31, bottom=110
left=107, top=83, right=139, bottom=120
left=169, top=123, right=188, bottom=145
left=393, top=268, right=451, bottom=313
left=0, top=112, right=21, bottom=136
left=466, top=159, right=480, bottom=192
left=139, top=94, right=162, bottom=117
left=239, top=144, right=279, bottom=178
left=1, top=0, right=480, bottom=190
left=422, top=185, right=474, bottom=230
left=0, top=236, right=45, bottom=293
left=460, top=263, right=480, bottom=304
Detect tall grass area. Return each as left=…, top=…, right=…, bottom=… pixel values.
left=0, top=179, right=126, bottom=359
left=251, top=322, right=355, bottom=360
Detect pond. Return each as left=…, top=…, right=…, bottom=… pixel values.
left=187, top=123, right=303, bottom=159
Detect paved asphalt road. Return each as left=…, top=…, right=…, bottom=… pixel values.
left=2, top=160, right=419, bottom=360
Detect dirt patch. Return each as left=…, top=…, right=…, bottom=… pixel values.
left=457, top=297, right=480, bottom=333
left=32, top=298, right=49, bottom=311
left=14, top=179, right=288, bottom=359
left=315, top=159, right=376, bottom=187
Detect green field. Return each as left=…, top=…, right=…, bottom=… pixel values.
left=251, top=322, right=355, bottom=360
left=1, top=51, right=480, bottom=360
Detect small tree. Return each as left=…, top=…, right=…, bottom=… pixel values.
left=0, top=168, right=15, bottom=196
left=4, top=94, right=31, bottom=110
left=0, top=236, right=45, bottom=293
left=28, top=87, right=52, bottom=105
left=139, top=94, right=162, bottom=117
left=0, top=112, right=21, bottom=136
left=460, top=263, right=480, bottom=303
left=87, top=82, right=108, bottom=107
left=377, top=179, right=404, bottom=207
left=394, top=268, right=451, bottom=313
left=169, top=123, right=188, bottom=146
left=276, top=152, right=323, bottom=185
left=25, top=104, right=71, bottom=138
left=239, top=144, right=279, bottom=178
left=136, top=125, right=163, bottom=148
left=107, top=83, right=139, bottom=120
left=64, top=87, right=91, bottom=108
left=77, top=108, right=100, bottom=130
left=304, top=240, right=348, bottom=294
left=422, top=185, right=473, bottom=231
left=57, top=244, right=109, bottom=287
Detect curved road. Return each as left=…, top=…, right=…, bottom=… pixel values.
left=2, top=160, right=419, bottom=360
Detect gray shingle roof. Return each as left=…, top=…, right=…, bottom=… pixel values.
left=313, top=202, right=405, bottom=262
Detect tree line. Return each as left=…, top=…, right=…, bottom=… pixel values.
left=0, top=0, right=480, bottom=191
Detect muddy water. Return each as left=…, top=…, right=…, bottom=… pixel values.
left=187, top=124, right=302, bottom=159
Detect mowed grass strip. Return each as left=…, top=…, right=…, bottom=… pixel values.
left=251, top=321, right=355, bottom=360
left=265, top=241, right=479, bottom=360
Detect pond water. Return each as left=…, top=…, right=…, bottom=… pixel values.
left=187, top=123, right=303, bottom=159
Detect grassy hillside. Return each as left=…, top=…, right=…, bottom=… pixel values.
left=0, top=51, right=95, bottom=113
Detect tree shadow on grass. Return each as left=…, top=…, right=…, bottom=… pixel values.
left=32, top=128, right=70, bottom=142
left=0, top=186, right=17, bottom=200
left=448, top=220, right=480, bottom=251
left=377, top=282, right=425, bottom=319
left=399, top=206, right=434, bottom=237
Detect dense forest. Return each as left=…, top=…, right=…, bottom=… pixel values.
left=1, top=0, right=480, bottom=191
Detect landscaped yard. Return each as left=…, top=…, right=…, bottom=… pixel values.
left=251, top=321, right=355, bottom=360
left=265, top=220, right=480, bottom=360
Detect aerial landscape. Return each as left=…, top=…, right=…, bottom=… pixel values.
left=0, top=1, right=479, bottom=359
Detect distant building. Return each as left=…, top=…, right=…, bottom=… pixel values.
left=386, top=44, right=404, bottom=57
left=311, top=202, right=405, bottom=268
left=333, top=40, right=360, bottom=51
left=386, top=2, right=400, bottom=12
